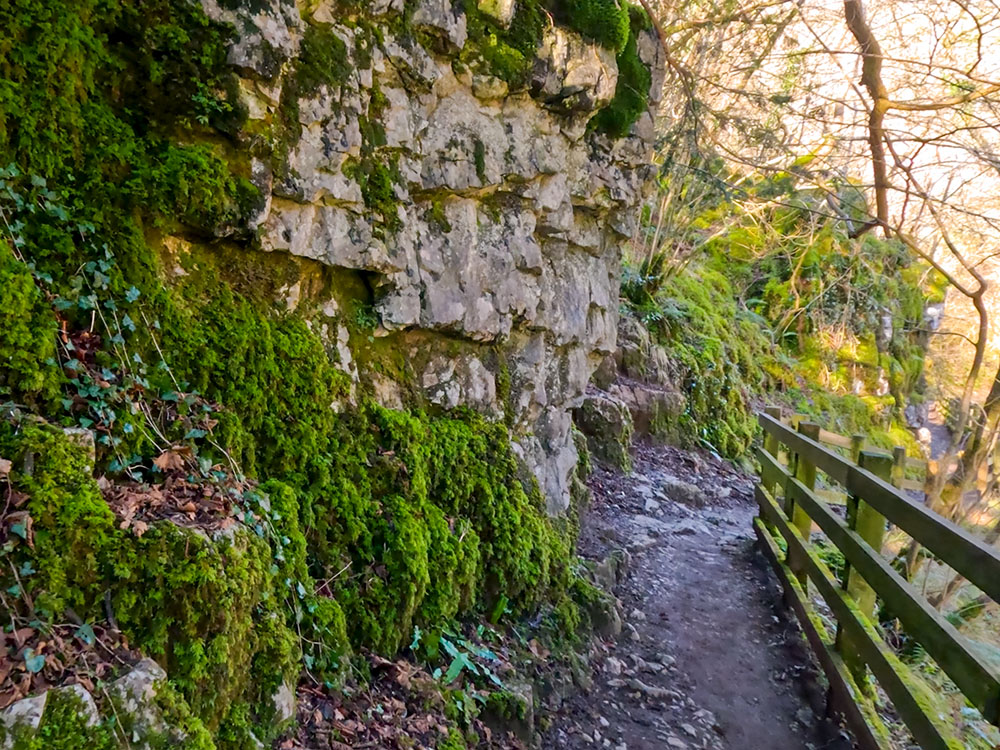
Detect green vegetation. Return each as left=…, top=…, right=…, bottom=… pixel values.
left=461, top=0, right=547, bottom=86
left=0, top=197, right=585, bottom=741
left=0, top=241, right=61, bottom=407
left=590, top=5, right=652, bottom=137
left=625, top=173, right=935, bottom=458
left=0, top=2, right=608, bottom=747
left=292, top=24, right=351, bottom=94
left=4, top=689, right=116, bottom=750
left=557, top=0, right=632, bottom=52
left=461, top=0, right=642, bottom=91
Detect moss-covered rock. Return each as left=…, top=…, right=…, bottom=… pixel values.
left=589, top=5, right=652, bottom=137
left=573, top=394, right=633, bottom=472
left=0, top=2, right=656, bottom=746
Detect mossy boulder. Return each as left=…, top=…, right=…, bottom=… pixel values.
left=573, top=394, right=634, bottom=472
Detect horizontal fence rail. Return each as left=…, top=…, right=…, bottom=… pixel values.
left=793, top=413, right=996, bottom=493
left=754, top=409, right=1000, bottom=750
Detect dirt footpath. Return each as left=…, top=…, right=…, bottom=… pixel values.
left=543, top=443, right=855, bottom=750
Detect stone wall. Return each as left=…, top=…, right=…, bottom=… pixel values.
left=198, top=0, right=664, bottom=513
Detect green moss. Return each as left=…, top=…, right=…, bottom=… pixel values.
left=426, top=199, right=454, bottom=233
left=114, top=527, right=297, bottom=733
left=0, top=4, right=595, bottom=746
left=437, top=728, right=469, bottom=750
left=483, top=689, right=528, bottom=723
left=355, top=157, right=402, bottom=230
left=0, top=424, right=300, bottom=731
left=557, top=0, right=631, bottom=52
left=293, top=24, right=350, bottom=95
left=461, top=0, right=546, bottom=87
left=304, top=404, right=575, bottom=653
left=160, top=252, right=352, bottom=479
left=0, top=0, right=247, bottom=213
left=639, top=268, right=767, bottom=457
left=473, top=138, right=487, bottom=184
left=462, top=0, right=635, bottom=89
left=1, top=385, right=578, bottom=736
left=589, top=6, right=652, bottom=138
left=146, top=682, right=216, bottom=749
left=0, top=242, right=61, bottom=407
left=128, top=144, right=259, bottom=233
left=8, top=688, right=116, bottom=750
left=492, top=348, right=514, bottom=427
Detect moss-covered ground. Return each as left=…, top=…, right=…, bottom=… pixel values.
left=623, top=179, right=937, bottom=459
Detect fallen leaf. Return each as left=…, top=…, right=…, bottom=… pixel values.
left=153, top=448, right=186, bottom=471
left=528, top=638, right=549, bottom=659
left=0, top=458, right=11, bottom=477
left=12, top=628, right=34, bottom=648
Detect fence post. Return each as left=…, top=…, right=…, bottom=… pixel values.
left=892, top=446, right=907, bottom=489
left=837, top=450, right=892, bottom=692
left=850, top=434, right=865, bottom=464
left=763, top=406, right=781, bottom=455
left=786, top=422, right=820, bottom=589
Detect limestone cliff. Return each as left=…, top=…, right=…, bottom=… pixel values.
left=198, top=0, right=664, bottom=512
left=0, top=2, right=663, bottom=745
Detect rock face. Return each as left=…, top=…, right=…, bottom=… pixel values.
left=574, top=392, right=634, bottom=472
left=601, top=316, right=685, bottom=442
left=196, top=0, right=662, bottom=513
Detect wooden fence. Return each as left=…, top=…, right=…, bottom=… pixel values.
left=784, top=412, right=997, bottom=498
left=754, top=408, right=1000, bottom=750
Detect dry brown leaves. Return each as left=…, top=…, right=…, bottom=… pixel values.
left=102, top=465, right=242, bottom=537
left=281, top=652, right=524, bottom=750
left=0, top=622, right=140, bottom=710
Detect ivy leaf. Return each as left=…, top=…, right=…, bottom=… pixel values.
left=440, top=636, right=459, bottom=659
left=444, top=655, right=465, bottom=684
left=125, top=286, right=141, bottom=302
left=75, top=623, right=96, bottom=646
left=23, top=649, right=45, bottom=674
left=121, top=314, right=136, bottom=332
left=184, top=428, right=207, bottom=440
left=482, top=665, right=504, bottom=688
left=11, top=522, right=27, bottom=540
left=461, top=653, right=479, bottom=676
left=410, top=626, right=422, bottom=652
left=18, top=561, right=35, bottom=577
